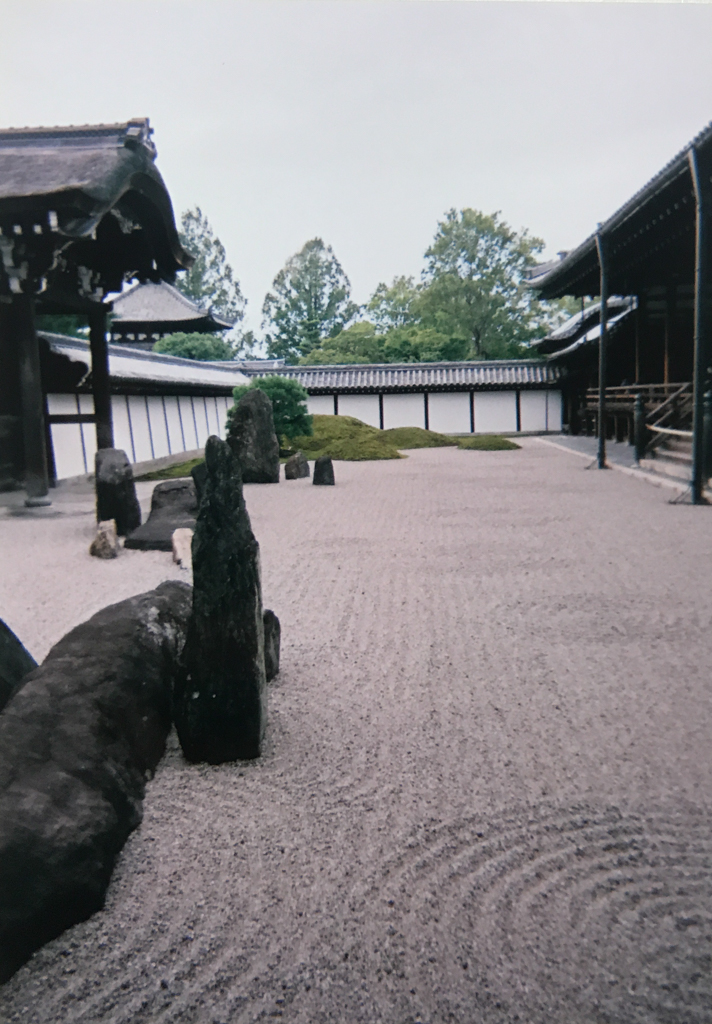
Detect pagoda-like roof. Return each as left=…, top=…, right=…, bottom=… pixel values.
left=0, top=119, right=192, bottom=305
left=110, top=280, right=234, bottom=334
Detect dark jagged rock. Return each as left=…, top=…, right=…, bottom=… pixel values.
left=227, top=389, right=280, bottom=483
left=0, top=581, right=192, bottom=984
left=313, top=455, right=335, bottom=486
left=263, top=610, right=281, bottom=682
left=191, top=460, right=207, bottom=505
left=174, top=436, right=266, bottom=763
left=284, top=451, right=310, bottom=480
left=95, top=448, right=141, bottom=536
left=0, top=619, right=36, bottom=713
left=124, top=478, right=198, bottom=551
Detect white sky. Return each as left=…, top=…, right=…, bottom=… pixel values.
left=3, top=1, right=712, bottom=334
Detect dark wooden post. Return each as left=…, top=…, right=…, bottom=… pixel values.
left=703, top=390, right=712, bottom=484
left=89, top=305, right=114, bottom=450
left=14, top=293, right=50, bottom=506
left=688, top=146, right=712, bottom=503
left=634, top=393, right=646, bottom=464
left=595, top=229, right=609, bottom=469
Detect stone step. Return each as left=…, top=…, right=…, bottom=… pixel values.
left=639, top=456, right=691, bottom=481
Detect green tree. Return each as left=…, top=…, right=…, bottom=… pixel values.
left=262, top=239, right=359, bottom=362
left=417, top=208, right=546, bottom=359
left=153, top=332, right=235, bottom=361
left=366, top=276, right=420, bottom=333
left=176, top=207, right=246, bottom=325
left=228, top=376, right=313, bottom=442
left=34, top=314, right=88, bottom=338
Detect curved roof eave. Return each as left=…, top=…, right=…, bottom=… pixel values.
left=533, top=120, right=712, bottom=299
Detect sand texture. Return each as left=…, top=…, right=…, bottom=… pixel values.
left=1, top=443, right=711, bottom=1023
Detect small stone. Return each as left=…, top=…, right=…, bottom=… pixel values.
left=227, top=390, right=280, bottom=483
left=284, top=452, right=310, bottom=480
left=95, top=449, right=141, bottom=536
left=0, top=619, right=36, bottom=713
left=263, top=610, right=281, bottom=681
left=172, top=528, right=193, bottom=570
left=89, top=520, right=119, bottom=560
left=174, top=437, right=267, bottom=763
left=124, top=479, right=198, bottom=551
left=313, top=456, right=335, bottom=486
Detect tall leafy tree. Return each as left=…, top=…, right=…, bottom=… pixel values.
left=262, top=239, right=359, bottom=362
left=176, top=207, right=246, bottom=325
left=366, top=276, right=420, bottom=333
left=417, top=208, right=547, bottom=359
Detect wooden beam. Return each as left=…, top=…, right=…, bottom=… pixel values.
left=595, top=229, right=609, bottom=469
left=89, top=305, right=114, bottom=450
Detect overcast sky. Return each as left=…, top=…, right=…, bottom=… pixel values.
left=3, top=1, right=712, bottom=333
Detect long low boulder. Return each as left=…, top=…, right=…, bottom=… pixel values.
left=124, top=479, right=198, bottom=551
left=0, top=581, right=192, bottom=983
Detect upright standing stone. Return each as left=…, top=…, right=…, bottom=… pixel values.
left=191, top=460, right=207, bottom=504
left=263, top=609, right=281, bottom=682
left=0, top=619, right=36, bottom=713
left=174, top=436, right=267, bottom=762
left=284, top=451, right=310, bottom=480
left=313, top=455, right=335, bottom=486
left=95, top=448, right=141, bottom=536
left=227, top=389, right=280, bottom=483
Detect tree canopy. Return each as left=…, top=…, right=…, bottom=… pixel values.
left=176, top=207, right=246, bottom=326
left=153, top=332, right=235, bottom=361
left=228, top=376, right=313, bottom=442
left=262, top=239, right=359, bottom=362
left=301, top=209, right=568, bottom=364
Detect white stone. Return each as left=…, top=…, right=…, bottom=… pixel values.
left=172, top=528, right=193, bottom=571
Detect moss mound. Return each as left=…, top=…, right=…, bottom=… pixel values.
left=382, top=426, right=455, bottom=449
left=291, top=415, right=403, bottom=461
left=455, top=435, right=520, bottom=450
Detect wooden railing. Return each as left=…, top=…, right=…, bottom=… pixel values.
left=577, top=383, right=692, bottom=447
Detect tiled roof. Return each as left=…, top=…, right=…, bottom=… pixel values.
left=110, top=281, right=234, bottom=330
left=40, top=333, right=250, bottom=391
left=245, top=360, right=560, bottom=392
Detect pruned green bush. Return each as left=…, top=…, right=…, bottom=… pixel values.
left=228, top=376, right=313, bottom=443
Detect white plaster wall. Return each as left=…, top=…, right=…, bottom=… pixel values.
left=428, top=393, right=471, bottom=434
left=338, top=394, right=381, bottom=428
left=112, top=396, right=134, bottom=460
left=193, top=397, right=211, bottom=449
left=163, top=396, right=184, bottom=454
left=179, top=396, right=200, bottom=449
left=127, top=396, right=153, bottom=462
left=546, top=391, right=562, bottom=431
left=520, top=391, right=548, bottom=432
left=382, top=393, right=426, bottom=429
left=473, top=392, right=517, bottom=433
left=307, top=395, right=335, bottom=416
left=146, top=396, right=170, bottom=460
left=78, top=394, right=97, bottom=470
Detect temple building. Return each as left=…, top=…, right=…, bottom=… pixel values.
left=109, top=280, right=234, bottom=349
left=0, top=119, right=194, bottom=501
left=531, top=120, right=712, bottom=501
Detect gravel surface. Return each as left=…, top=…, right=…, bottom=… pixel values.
left=1, top=441, right=711, bottom=1024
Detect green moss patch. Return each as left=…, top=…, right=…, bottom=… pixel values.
left=382, top=426, right=455, bottom=449
left=291, top=415, right=403, bottom=461
left=135, top=458, right=203, bottom=481
left=454, top=435, right=520, bottom=450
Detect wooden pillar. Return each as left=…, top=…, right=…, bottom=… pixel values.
left=688, top=146, right=712, bottom=503
left=595, top=229, right=609, bottom=469
left=89, top=305, right=114, bottom=450
left=664, top=284, right=676, bottom=385
left=14, top=293, right=50, bottom=505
